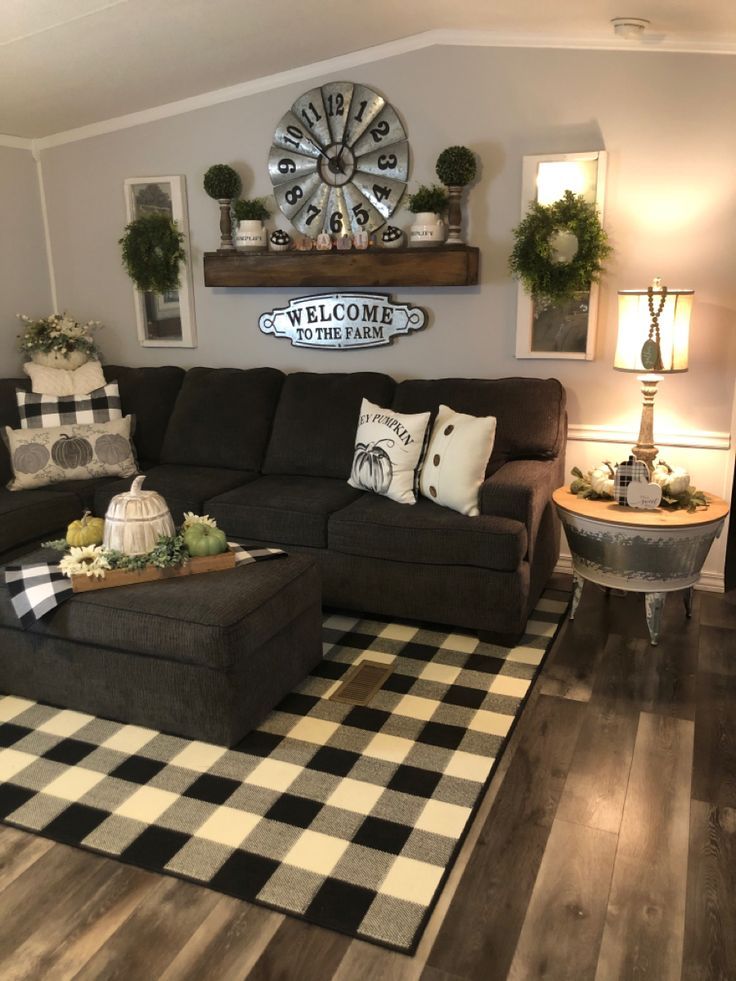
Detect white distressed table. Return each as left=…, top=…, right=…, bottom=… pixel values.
left=552, top=487, right=729, bottom=645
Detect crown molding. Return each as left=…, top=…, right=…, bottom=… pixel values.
left=567, top=423, right=731, bottom=452
left=32, top=27, right=736, bottom=150
left=0, top=134, right=33, bottom=150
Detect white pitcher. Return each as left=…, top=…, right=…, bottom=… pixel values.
left=409, top=212, right=446, bottom=247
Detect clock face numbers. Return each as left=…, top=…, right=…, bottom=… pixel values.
left=269, top=81, right=409, bottom=237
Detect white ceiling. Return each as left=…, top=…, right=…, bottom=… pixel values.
left=2, top=0, right=735, bottom=140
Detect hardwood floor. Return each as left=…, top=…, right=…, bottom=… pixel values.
left=1, top=575, right=734, bottom=980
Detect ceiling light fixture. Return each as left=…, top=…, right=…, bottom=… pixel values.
left=611, top=17, right=650, bottom=40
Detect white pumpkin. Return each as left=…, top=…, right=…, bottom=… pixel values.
left=590, top=462, right=615, bottom=497
left=652, top=460, right=691, bottom=496
left=103, top=474, right=175, bottom=555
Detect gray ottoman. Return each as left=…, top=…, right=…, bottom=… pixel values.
left=0, top=550, right=322, bottom=746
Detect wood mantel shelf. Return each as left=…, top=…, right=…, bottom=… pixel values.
left=203, top=245, right=479, bottom=289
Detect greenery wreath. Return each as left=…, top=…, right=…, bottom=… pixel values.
left=509, top=190, right=611, bottom=305
left=119, top=213, right=186, bottom=294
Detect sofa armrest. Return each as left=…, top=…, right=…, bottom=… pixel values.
left=480, top=459, right=562, bottom=563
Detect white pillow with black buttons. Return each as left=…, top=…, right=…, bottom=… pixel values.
left=419, top=404, right=497, bottom=516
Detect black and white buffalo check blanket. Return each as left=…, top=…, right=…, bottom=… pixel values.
left=0, top=593, right=569, bottom=952
left=4, top=544, right=286, bottom=628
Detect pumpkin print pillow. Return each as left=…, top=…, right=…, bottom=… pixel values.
left=4, top=416, right=138, bottom=491
left=348, top=398, right=430, bottom=505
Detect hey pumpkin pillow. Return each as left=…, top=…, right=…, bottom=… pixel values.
left=4, top=416, right=138, bottom=491
left=348, top=398, right=430, bottom=505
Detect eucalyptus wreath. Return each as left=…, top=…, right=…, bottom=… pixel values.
left=509, top=190, right=611, bottom=305
left=119, top=213, right=186, bottom=294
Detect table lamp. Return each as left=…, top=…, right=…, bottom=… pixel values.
left=614, top=277, right=693, bottom=471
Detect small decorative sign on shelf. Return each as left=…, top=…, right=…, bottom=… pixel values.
left=259, top=292, right=427, bottom=350
left=71, top=546, right=237, bottom=592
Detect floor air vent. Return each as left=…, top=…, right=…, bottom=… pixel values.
left=329, top=659, right=395, bottom=706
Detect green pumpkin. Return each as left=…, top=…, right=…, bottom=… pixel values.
left=183, top=523, right=227, bottom=557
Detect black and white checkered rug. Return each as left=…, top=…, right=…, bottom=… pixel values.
left=0, top=589, right=568, bottom=954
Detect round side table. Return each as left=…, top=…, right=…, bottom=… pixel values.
left=552, top=487, right=729, bottom=645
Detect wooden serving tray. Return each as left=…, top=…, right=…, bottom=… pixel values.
left=71, top=547, right=237, bottom=593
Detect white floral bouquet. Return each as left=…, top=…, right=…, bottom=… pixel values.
left=17, top=312, right=101, bottom=358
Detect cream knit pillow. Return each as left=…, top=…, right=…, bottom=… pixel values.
left=23, top=359, right=106, bottom=396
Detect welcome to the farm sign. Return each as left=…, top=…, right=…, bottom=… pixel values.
left=258, top=293, right=427, bottom=349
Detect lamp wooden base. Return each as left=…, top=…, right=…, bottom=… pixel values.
left=632, top=374, right=662, bottom=473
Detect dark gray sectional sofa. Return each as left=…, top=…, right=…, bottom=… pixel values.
left=0, top=365, right=567, bottom=640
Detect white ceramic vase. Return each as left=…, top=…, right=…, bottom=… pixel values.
left=409, top=212, right=446, bottom=247
left=234, top=220, right=267, bottom=251
left=31, top=349, right=89, bottom=370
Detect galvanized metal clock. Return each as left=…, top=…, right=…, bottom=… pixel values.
left=268, top=81, right=409, bottom=237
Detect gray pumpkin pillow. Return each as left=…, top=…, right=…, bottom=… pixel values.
left=348, top=398, right=430, bottom=505
left=4, top=416, right=138, bottom=491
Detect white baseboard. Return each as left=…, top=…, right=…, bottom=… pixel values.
left=554, top=554, right=725, bottom=592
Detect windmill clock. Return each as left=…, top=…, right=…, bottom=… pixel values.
left=268, top=81, right=409, bottom=238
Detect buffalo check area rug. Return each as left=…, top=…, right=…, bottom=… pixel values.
left=0, top=588, right=569, bottom=954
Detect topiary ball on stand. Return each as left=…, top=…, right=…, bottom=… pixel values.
left=203, top=164, right=242, bottom=252
left=435, top=146, right=477, bottom=246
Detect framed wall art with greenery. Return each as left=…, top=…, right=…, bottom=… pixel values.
left=123, top=176, right=197, bottom=348
left=513, top=150, right=608, bottom=361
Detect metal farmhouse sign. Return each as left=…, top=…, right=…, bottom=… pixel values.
left=258, top=293, right=427, bottom=349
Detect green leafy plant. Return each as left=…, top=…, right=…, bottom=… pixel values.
left=569, top=466, right=708, bottom=512
left=119, top=213, right=186, bottom=294
left=509, top=190, right=611, bottom=305
left=104, top=534, right=189, bottom=571
left=405, top=184, right=449, bottom=215
left=17, top=313, right=100, bottom=358
left=435, top=146, right=477, bottom=187
left=233, top=198, right=271, bottom=221
left=203, top=164, right=242, bottom=200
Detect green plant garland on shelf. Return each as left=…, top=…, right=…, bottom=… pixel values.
left=509, top=190, right=611, bottom=305
left=119, top=213, right=186, bottom=294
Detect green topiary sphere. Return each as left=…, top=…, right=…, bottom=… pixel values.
left=435, top=146, right=477, bottom=187
left=203, top=164, right=241, bottom=200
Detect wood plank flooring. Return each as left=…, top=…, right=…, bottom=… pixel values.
left=1, top=574, right=735, bottom=980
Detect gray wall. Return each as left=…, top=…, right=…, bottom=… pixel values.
left=37, top=45, right=736, bottom=438
left=0, top=146, right=52, bottom=373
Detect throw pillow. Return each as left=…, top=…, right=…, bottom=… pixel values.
left=23, top=359, right=106, bottom=396
left=4, top=416, right=138, bottom=491
left=348, top=398, right=430, bottom=505
left=16, top=382, right=122, bottom=429
left=419, top=404, right=497, bottom=516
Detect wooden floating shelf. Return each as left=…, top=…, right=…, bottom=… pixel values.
left=203, top=245, right=479, bottom=289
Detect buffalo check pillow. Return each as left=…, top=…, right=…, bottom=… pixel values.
left=16, top=382, right=122, bottom=429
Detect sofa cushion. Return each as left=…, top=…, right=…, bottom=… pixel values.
left=392, top=377, right=566, bottom=473
left=94, top=465, right=257, bottom=525
left=160, top=367, right=284, bottom=471
left=0, top=487, right=81, bottom=553
left=207, top=475, right=362, bottom=548
left=262, top=371, right=395, bottom=479
left=103, top=365, right=185, bottom=465
left=329, top=494, right=527, bottom=572
left=0, top=377, right=30, bottom=486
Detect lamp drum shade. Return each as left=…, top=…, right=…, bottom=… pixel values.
left=614, top=288, right=693, bottom=373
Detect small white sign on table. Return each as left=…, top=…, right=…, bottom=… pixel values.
left=259, top=293, right=427, bottom=350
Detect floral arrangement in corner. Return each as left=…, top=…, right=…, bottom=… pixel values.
left=47, top=512, right=228, bottom=581
left=17, top=312, right=101, bottom=358
left=569, top=461, right=708, bottom=512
